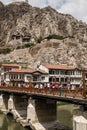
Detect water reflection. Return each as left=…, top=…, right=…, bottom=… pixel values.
left=57, top=103, right=87, bottom=130
left=57, top=104, right=79, bottom=130
left=0, top=111, right=29, bottom=130
left=0, top=104, right=86, bottom=130
left=0, top=111, right=4, bottom=128
left=73, top=106, right=87, bottom=119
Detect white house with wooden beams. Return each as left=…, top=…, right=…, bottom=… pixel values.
left=0, top=63, right=86, bottom=87
left=39, top=63, right=82, bottom=87
left=0, top=64, right=21, bottom=84
left=7, top=68, right=48, bottom=86
left=0, top=64, right=48, bottom=86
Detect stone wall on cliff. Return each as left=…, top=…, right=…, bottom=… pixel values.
left=0, top=1, right=87, bottom=68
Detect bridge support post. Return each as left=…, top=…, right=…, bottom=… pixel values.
left=80, top=105, right=87, bottom=111
left=0, top=94, right=7, bottom=112
left=73, top=116, right=87, bottom=130
left=27, top=97, right=37, bottom=123
left=8, top=95, right=14, bottom=111
left=0, top=94, right=4, bottom=109
left=35, top=99, right=57, bottom=122
left=27, top=98, right=57, bottom=130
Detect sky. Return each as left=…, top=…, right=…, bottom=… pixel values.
left=1, top=0, right=87, bottom=23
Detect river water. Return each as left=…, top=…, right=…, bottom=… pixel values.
left=0, top=103, right=86, bottom=130
left=0, top=111, right=29, bottom=130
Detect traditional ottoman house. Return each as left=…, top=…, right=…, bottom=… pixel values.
left=6, top=68, right=33, bottom=87
left=5, top=68, right=48, bottom=87
left=32, top=69, right=48, bottom=84
left=0, top=63, right=85, bottom=88
left=0, top=64, right=21, bottom=85
left=39, top=63, right=82, bottom=87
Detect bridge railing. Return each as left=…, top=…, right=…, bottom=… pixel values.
left=0, top=86, right=87, bottom=99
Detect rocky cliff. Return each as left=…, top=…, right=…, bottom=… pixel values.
left=0, top=1, right=87, bottom=68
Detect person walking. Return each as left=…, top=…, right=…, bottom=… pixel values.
left=59, top=82, right=63, bottom=96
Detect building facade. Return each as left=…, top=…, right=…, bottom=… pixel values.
left=7, top=69, right=48, bottom=87
left=0, top=63, right=86, bottom=87
left=39, top=63, right=82, bottom=87
left=0, top=64, right=21, bottom=85
left=0, top=64, right=48, bottom=87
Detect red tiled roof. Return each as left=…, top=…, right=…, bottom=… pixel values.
left=8, top=68, right=48, bottom=74
left=43, top=63, right=76, bottom=70
left=9, top=68, right=34, bottom=73
left=32, top=69, right=48, bottom=74
left=2, top=64, right=20, bottom=67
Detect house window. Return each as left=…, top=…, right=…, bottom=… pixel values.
left=49, top=70, right=54, bottom=74
left=49, top=77, right=52, bottom=82
left=10, top=74, right=13, bottom=79
left=61, top=78, right=64, bottom=82
left=49, top=69, right=57, bottom=74
left=60, top=70, right=65, bottom=75
left=33, top=76, right=38, bottom=81
left=67, top=71, right=70, bottom=75
left=13, top=75, right=15, bottom=79
left=65, top=78, right=67, bottom=82
left=56, top=78, right=59, bottom=82
left=77, top=70, right=81, bottom=75
left=19, top=74, right=24, bottom=79
left=65, top=71, right=68, bottom=75
left=27, top=76, right=31, bottom=81
left=86, top=74, right=87, bottom=78
left=19, top=74, right=22, bottom=79
left=71, top=71, right=74, bottom=75
left=16, top=74, right=18, bottom=79
left=56, top=70, right=59, bottom=75
left=41, top=77, right=45, bottom=81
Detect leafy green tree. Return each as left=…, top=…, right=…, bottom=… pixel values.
left=46, top=34, right=64, bottom=40
left=0, top=48, right=11, bottom=54
left=37, top=36, right=43, bottom=43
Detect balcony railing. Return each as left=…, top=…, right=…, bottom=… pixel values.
left=70, top=75, right=82, bottom=78
left=49, top=74, right=82, bottom=78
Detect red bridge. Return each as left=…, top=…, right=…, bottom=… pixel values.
left=0, top=85, right=87, bottom=130
left=0, top=85, right=87, bottom=105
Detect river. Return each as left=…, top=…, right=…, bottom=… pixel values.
left=57, top=103, right=75, bottom=130
left=0, top=111, right=30, bottom=130
left=0, top=103, right=86, bottom=130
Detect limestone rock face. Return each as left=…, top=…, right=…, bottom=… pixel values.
left=0, top=39, right=87, bottom=68
left=0, top=2, right=87, bottom=68
left=0, top=1, right=87, bottom=45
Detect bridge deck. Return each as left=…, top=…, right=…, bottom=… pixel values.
left=0, top=86, right=87, bottom=105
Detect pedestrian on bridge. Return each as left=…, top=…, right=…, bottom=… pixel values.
left=71, top=84, right=76, bottom=90
left=55, top=83, right=59, bottom=95
left=39, top=83, right=43, bottom=89
left=67, top=83, right=71, bottom=91
left=59, top=82, right=63, bottom=96
left=35, top=84, right=39, bottom=88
